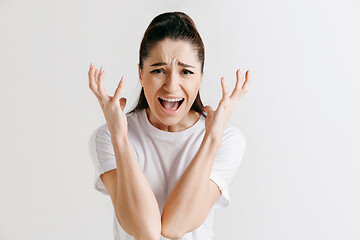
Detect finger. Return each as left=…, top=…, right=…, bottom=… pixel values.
left=120, top=97, right=127, bottom=111
left=230, top=68, right=247, bottom=99
left=94, top=67, right=100, bottom=85
left=88, top=64, right=99, bottom=95
left=242, top=70, right=252, bottom=92
left=232, top=69, right=245, bottom=96
left=113, top=76, right=125, bottom=101
left=221, top=77, right=230, bottom=100
left=97, top=67, right=110, bottom=101
left=204, top=105, right=214, bottom=116
left=236, top=68, right=245, bottom=89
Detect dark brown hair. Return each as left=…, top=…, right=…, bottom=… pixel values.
left=127, top=11, right=206, bottom=117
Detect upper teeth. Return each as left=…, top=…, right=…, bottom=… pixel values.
left=160, top=97, right=183, bottom=102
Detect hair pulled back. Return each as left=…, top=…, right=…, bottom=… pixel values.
left=128, top=11, right=206, bottom=117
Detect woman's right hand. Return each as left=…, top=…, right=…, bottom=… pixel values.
left=88, top=63, right=128, bottom=138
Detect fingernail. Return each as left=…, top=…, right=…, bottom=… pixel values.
left=89, top=62, right=92, bottom=69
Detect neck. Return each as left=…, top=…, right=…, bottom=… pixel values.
left=145, top=108, right=200, bottom=132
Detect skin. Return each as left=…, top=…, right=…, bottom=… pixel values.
left=139, top=38, right=203, bottom=132
left=88, top=38, right=252, bottom=239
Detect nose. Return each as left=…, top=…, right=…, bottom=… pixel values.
left=163, top=71, right=180, bottom=93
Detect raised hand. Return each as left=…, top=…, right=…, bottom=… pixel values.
left=204, top=68, right=252, bottom=142
left=88, top=63, right=128, bottom=138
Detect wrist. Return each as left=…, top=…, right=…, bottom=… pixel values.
left=203, top=131, right=222, bottom=150
left=111, top=133, right=129, bottom=146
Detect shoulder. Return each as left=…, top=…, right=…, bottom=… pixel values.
left=213, top=121, right=247, bottom=159
left=91, top=123, right=111, bottom=142
left=222, top=121, right=246, bottom=147
left=88, top=123, right=109, bottom=146
left=88, top=124, right=113, bottom=166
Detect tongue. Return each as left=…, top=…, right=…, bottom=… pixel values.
left=162, top=100, right=180, bottom=111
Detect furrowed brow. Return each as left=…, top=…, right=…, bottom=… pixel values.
left=178, top=61, right=194, bottom=68
left=150, top=62, right=167, bottom=67
left=150, top=61, right=195, bottom=68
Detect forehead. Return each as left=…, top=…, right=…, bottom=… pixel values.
left=146, top=38, right=200, bottom=66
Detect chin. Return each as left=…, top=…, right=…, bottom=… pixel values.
left=157, top=109, right=185, bottom=122
left=151, top=105, right=187, bottom=125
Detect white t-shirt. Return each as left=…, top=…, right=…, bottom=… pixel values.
left=88, top=108, right=246, bottom=240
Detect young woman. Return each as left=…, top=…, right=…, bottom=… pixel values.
left=88, top=11, right=251, bottom=240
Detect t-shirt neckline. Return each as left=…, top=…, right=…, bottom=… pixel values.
left=139, top=108, right=204, bottom=138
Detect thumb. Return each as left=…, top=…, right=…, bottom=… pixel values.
left=119, top=97, right=127, bottom=111
left=204, top=105, right=213, bottom=116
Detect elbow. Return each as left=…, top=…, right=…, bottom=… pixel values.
left=123, top=226, right=161, bottom=240
left=134, top=231, right=161, bottom=240
left=116, top=210, right=161, bottom=240
left=131, top=223, right=161, bottom=240
left=161, top=223, right=185, bottom=240
left=161, top=230, right=185, bottom=240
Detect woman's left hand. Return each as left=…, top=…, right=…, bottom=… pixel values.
left=204, top=68, right=252, bottom=143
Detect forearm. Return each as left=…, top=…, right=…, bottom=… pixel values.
left=112, top=135, right=161, bottom=240
left=161, top=133, right=221, bottom=237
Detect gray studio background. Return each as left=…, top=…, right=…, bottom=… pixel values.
left=1, top=0, right=359, bottom=239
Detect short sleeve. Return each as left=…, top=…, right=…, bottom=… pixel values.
left=209, top=123, right=247, bottom=209
left=88, top=124, right=117, bottom=195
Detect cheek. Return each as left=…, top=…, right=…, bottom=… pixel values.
left=183, top=83, right=200, bottom=103
left=143, top=79, right=160, bottom=100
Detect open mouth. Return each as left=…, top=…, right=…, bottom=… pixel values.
left=158, top=97, right=185, bottom=111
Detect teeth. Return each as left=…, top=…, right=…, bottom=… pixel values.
left=160, top=97, right=183, bottom=102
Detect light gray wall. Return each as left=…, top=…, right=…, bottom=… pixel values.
left=0, top=0, right=359, bottom=239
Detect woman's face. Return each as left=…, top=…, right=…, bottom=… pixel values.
left=139, top=38, right=203, bottom=132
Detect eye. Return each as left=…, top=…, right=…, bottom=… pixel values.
left=151, top=69, right=164, bottom=74
left=182, top=69, right=194, bottom=75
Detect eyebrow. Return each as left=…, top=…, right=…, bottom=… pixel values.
left=150, top=61, right=195, bottom=68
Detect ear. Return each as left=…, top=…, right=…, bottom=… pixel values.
left=138, top=64, right=144, bottom=87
